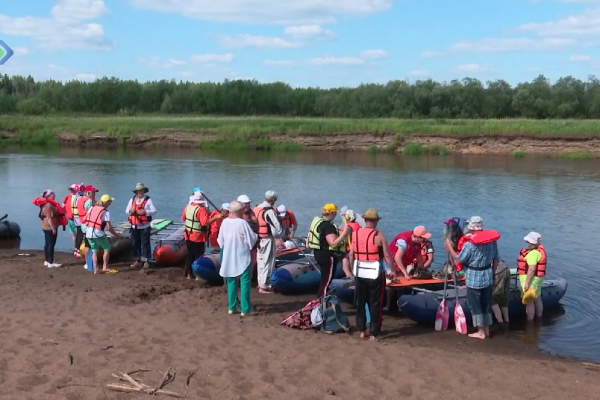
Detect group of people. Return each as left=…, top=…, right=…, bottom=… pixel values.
left=33, top=184, right=547, bottom=339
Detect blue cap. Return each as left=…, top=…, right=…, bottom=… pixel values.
left=193, top=187, right=201, bottom=193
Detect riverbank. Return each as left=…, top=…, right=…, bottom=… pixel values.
left=1, top=249, right=598, bottom=400
left=2, top=115, right=600, bottom=156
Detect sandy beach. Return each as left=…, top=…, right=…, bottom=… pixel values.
left=0, top=250, right=598, bottom=400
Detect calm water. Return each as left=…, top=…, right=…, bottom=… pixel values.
left=1, top=148, right=599, bottom=362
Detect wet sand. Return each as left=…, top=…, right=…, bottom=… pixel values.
left=0, top=250, right=598, bottom=400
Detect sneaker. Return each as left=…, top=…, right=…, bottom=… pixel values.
left=50, top=263, right=63, bottom=268
left=130, top=261, right=142, bottom=268
left=142, top=261, right=150, bottom=269
left=228, top=310, right=234, bottom=315
left=241, top=313, right=249, bottom=317
left=44, top=261, right=50, bottom=267
left=83, top=264, right=88, bottom=270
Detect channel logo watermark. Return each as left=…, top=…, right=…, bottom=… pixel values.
left=0, top=41, right=14, bottom=65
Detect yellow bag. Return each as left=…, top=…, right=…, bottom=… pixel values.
left=522, top=287, right=537, bottom=305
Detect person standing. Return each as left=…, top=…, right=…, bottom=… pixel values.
left=218, top=201, right=258, bottom=316
left=79, top=185, right=99, bottom=269
left=491, top=258, right=511, bottom=331
left=276, top=204, right=298, bottom=238
left=517, top=232, right=546, bottom=321
left=207, top=202, right=230, bottom=253
left=33, top=189, right=68, bottom=268
left=454, top=216, right=500, bottom=339
left=62, top=183, right=81, bottom=254
left=181, top=191, right=210, bottom=279
left=238, top=194, right=258, bottom=279
left=348, top=209, right=396, bottom=340
left=254, top=191, right=283, bottom=294
left=126, top=183, right=157, bottom=269
left=307, top=203, right=351, bottom=297
left=85, top=194, right=121, bottom=274
left=71, top=184, right=86, bottom=258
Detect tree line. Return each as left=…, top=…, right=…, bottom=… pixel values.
left=1, top=73, right=600, bottom=119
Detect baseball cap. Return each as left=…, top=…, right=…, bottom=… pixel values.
left=68, top=183, right=79, bottom=191
left=413, top=226, right=431, bottom=239
left=100, top=194, right=115, bottom=202
left=237, top=194, right=251, bottom=203
left=84, top=185, right=99, bottom=193
left=222, top=202, right=230, bottom=211
left=277, top=204, right=287, bottom=216
left=322, top=203, right=339, bottom=213
left=524, top=232, right=541, bottom=244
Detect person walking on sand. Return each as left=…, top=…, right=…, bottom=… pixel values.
left=126, top=183, right=157, bottom=269
left=454, top=216, right=500, bottom=339
left=207, top=203, right=230, bottom=253
left=86, top=195, right=122, bottom=274
left=348, top=209, right=396, bottom=340
left=79, top=185, right=99, bottom=270
left=218, top=201, right=258, bottom=316
left=253, top=191, right=283, bottom=294
left=62, top=183, right=81, bottom=255
left=182, top=191, right=210, bottom=279
left=33, top=189, right=68, bottom=268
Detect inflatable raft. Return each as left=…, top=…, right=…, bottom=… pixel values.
left=0, top=214, right=21, bottom=239
left=398, top=276, right=568, bottom=326
left=271, top=256, right=344, bottom=294
left=153, top=225, right=186, bottom=265
left=192, top=247, right=305, bottom=285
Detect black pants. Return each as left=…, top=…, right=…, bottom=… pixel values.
left=315, top=251, right=337, bottom=297
left=356, top=273, right=386, bottom=336
left=43, top=229, right=57, bottom=263
left=75, top=225, right=84, bottom=250
left=131, top=227, right=152, bottom=261
left=185, top=241, right=206, bottom=277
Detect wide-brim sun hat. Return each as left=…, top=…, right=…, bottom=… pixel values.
left=133, top=183, right=149, bottom=193
left=362, top=208, right=381, bottom=220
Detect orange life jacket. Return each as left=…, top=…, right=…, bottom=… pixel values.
left=517, top=245, right=547, bottom=277
left=256, top=206, right=273, bottom=238
left=413, top=242, right=430, bottom=266
left=32, top=197, right=68, bottom=227
left=351, top=227, right=381, bottom=261
left=76, top=196, right=90, bottom=223
left=345, top=221, right=362, bottom=251
left=63, top=193, right=74, bottom=219
left=456, top=230, right=501, bottom=271
left=128, top=196, right=151, bottom=226
left=85, top=205, right=107, bottom=231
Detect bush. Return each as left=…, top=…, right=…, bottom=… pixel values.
left=16, top=97, right=50, bottom=115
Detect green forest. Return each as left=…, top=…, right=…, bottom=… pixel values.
left=1, top=73, right=600, bottom=119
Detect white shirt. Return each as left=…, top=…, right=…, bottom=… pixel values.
left=395, top=239, right=407, bottom=250
left=218, top=218, right=258, bottom=278
left=125, top=196, right=157, bottom=229
left=86, top=210, right=110, bottom=238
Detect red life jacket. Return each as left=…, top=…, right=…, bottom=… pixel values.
left=345, top=221, right=362, bottom=251
left=32, top=197, right=68, bottom=227
left=128, top=196, right=151, bottom=226
left=517, top=245, right=547, bottom=277
left=63, top=193, right=74, bottom=219
left=389, top=231, right=417, bottom=270
left=85, top=205, right=107, bottom=231
left=255, top=206, right=273, bottom=238
left=456, top=230, right=501, bottom=271
left=76, top=196, right=90, bottom=223
left=351, top=227, right=381, bottom=261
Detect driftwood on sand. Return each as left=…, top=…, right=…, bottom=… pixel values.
left=106, top=367, right=184, bottom=398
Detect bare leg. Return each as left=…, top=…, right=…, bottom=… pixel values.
left=534, top=298, right=543, bottom=318
left=102, top=250, right=111, bottom=272
left=342, top=258, right=353, bottom=278
left=483, top=325, right=490, bottom=337
left=525, top=302, right=536, bottom=321
left=92, top=251, right=99, bottom=275
left=491, top=304, right=503, bottom=323
left=501, top=307, right=509, bottom=323
left=83, top=246, right=90, bottom=265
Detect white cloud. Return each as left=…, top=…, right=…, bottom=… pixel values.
left=141, top=53, right=233, bottom=68
left=130, top=0, right=395, bottom=25
left=570, top=54, right=592, bottom=61
left=0, top=0, right=112, bottom=51
left=359, top=49, right=388, bottom=59
left=284, top=25, right=335, bottom=40
left=307, top=56, right=365, bottom=65
left=217, top=34, right=303, bottom=49
left=456, top=64, right=491, bottom=72
left=164, top=59, right=187, bottom=67
left=74, top=73, right=97, bottom=81
left=420, top=50, right=444, bottom=58
left=517, top=8, right=600, bottom=37
left=264, top=60, right=297, bottom=66
left=13, top=47, right=30, bottom=56
left=190, top=53, right=234, bottom=63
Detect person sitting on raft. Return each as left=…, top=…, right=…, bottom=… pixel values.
left=453, top=216, right=500, bottom=339
left=348, top=208, right=396, bottom=340
left=340, top=209, right=362, bottom=278
left=389, top=227, right=430, bottom=281
left=33, top=189, right=68, bottom=268
left=207, top=203, right=230, bottom=254
left=182, top=191, right=210, bottom=279
left=518, top=232, right=546, bottom=321
left=307, top=203, right=351, bottom=297
left=85, top=194, right=121, bottom=274
left=79, top=185, right=99, bottom=270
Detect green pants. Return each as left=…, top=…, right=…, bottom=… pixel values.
left=226, top=266, right=252, bottom=314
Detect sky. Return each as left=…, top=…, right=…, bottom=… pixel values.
left=1, top=0, right=600, bottom=88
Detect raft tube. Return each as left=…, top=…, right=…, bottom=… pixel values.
left=330, top=277, right=389, bottom=306
left=193, top=248, right=304, bottom=285
left=153, top=226, right=187, bottom=265
left=271, top=256, right=344, bottom=294
left=397, top=278, right=568, bottom=326
left=0, top=219, right=21, bottom=239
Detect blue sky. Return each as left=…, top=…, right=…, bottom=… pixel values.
left=1, top=0, right=600, bottom=88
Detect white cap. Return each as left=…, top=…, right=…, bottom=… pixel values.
left=237, top=194, right=251, bottom=203
left=277, top=204, right=287, bottom=216
left=222, top=202, right=230, bottom=211
left=524, top=232, right=541, bottom=244
left=190, top=190, right=207, bottom=204
left=265, top=190, right=278, bottom=200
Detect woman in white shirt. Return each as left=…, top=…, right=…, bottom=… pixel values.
left=218, top=201, right=258, bottom=316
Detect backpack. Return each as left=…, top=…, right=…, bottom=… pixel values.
left=280, top=299, right=320, bottom=330
left=312, top=295, right=350, bottom=334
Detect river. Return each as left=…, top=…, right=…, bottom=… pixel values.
left=1, top=147, right=599, bottom=362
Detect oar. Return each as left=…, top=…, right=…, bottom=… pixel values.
left=288, top=240, right=321, bottom=274
left=435, top=258, right=450, bottom=331
left=0, top=214, right=7, bottom=222
left=200, top=192, right=220, bottom=211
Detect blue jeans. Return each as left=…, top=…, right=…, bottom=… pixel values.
left=131, top=227, right=151, bottom=261
left=467, top=285, right=493, bottom=328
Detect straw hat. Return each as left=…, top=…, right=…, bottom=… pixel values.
left=132, top=183, right=149, bottom=193
left=362, top=208, right=381, bottom=220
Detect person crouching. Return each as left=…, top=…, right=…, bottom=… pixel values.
left=182, top=191, right=210, bottom=279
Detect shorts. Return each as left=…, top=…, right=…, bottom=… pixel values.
left=68, top=219, right=76, bottom=234
left=492, top=268, right=511, bottom=307
left=519, top=275, right=544, bottom=297
left=88, top=237, right=111, bottom=253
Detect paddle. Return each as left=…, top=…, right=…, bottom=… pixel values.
left=288, top=240, right=321, bottom=274
left=452, top=267, right=468, bottom=334
left=435, top=261, right=450, bottom=331
left=199, top=192, right=220, bottom=211
left=0, top=214, right=7, bottom=222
